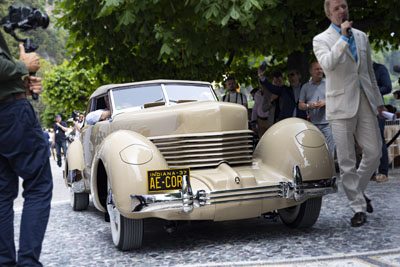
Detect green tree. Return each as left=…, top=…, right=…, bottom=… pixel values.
left=41, top=60, right=108, bottom=127
left=55, top=0, right=400, bottom=86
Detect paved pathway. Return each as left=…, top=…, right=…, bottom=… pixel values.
left=13, top=162, right=400, bottom=266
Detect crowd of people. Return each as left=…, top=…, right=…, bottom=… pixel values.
left=1, top=0, right=400, bottom=265
left=42, top=113, right=85, bottom=168
left=221, top=56, right=397, bottom=156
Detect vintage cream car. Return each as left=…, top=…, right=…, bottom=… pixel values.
left=64, top=79, right=337, bottom=250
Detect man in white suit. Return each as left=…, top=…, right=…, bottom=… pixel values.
left=313, top=0, right=384, bottom=227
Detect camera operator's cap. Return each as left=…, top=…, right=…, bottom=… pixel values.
left=56, top=114, right=62, bottom=118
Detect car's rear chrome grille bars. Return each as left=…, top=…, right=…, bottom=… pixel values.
left=149, top=130, right=254, bottom=169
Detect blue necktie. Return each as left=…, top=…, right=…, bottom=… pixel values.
left=349, top=35, right=357, bottom=63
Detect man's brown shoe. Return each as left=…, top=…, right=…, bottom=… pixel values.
left=363, top=194, right=373, bottom=213
left=351, top=212, right=367, bottom=227
left=376, top=174, right=388, bottom=183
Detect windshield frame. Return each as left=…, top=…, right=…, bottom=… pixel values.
left=109, top=82, right=217, bottom=118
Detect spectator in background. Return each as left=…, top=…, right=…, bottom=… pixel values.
left=371, top=62, right=392, bottom=182
left=73, top=113, right=85, bottom=140
left=248, top=87, right=259, bottom=124
left=385, top=104, right=397, bottom=114
left=299, top=62, right=335, bottom=157
left=251, top=87, right=273, bottom=137
left=43, top=128, right=52, bottom=156
left=393, top=90, right=400, bottom=100
left=263, top=71, right=283, bottom=123
left=288, top=69, right=307, bottom=119
left=52, top=114, right=68, bottom=167
left=390, top=90, right=400, bottom=110
left=48, top=128, right=56, bottom=160
left=385, top=105, right=400, bottom=118
left=250, top=87, right=258, bottom=99
left=43, top=128, right=50, bottom=143
left=222, top=76, right=248, bottom=109
left=258, top=68, right=307, bottom=121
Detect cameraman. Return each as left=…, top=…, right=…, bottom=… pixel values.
left=73, top=113, right=84, bottom=140
left=0, top=31, right=52, bottom=266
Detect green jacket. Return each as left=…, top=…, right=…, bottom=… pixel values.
left=0, top=31, right=28, bottom=100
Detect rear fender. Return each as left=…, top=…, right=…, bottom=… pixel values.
left=90, top=130, right=168, bottom=214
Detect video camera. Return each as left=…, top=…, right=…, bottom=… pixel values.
left=71, top=111, right=79, bottom=122
left=3, top=5, right=49, bottom=33
left=1, top=5, right=50, bottom=100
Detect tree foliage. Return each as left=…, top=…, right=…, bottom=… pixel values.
left=55, top=0, right=400, bottom=86
left=40, top=60, right=107, bottom=127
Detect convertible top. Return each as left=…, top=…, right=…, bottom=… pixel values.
left=90, top=79, right=212, bottom=99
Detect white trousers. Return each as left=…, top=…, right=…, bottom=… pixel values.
left=315, top=123, right=335, bottom=158
left=329, top=90, right=382, bottom=213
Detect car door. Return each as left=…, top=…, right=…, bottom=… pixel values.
left=81, top=95, right=111, bottom=179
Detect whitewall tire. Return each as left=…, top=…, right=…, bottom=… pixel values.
left=107, top=186, right=143, bottom=250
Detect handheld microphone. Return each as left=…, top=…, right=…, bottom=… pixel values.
left=342, top=18, right=352, bottom=37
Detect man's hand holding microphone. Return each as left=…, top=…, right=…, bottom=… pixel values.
left=341, top=18, right=353, bottom=38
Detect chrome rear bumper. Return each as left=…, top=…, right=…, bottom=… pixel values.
left=131, top=165, right=337, bottom=214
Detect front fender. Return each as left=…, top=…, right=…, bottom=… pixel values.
left=254, top=118, right=335, bottom=181
left=91, top=130, right=168, bottom=215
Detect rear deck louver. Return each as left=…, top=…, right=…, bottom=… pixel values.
left=149, top=130, right=254, bottom=169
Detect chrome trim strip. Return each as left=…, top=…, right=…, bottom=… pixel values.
left=130, top=167, right=338, bottom=214
left=205, top=194, right=282, bottom=205
left=210, top=190, right=282, bottom=200
left=210, top=185, right=280, bottom=195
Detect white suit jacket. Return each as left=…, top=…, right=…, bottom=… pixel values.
left=313, top=26, right=383, bottom=120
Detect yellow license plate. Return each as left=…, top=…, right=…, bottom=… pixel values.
left=147, top=168, right=190, bottom=193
